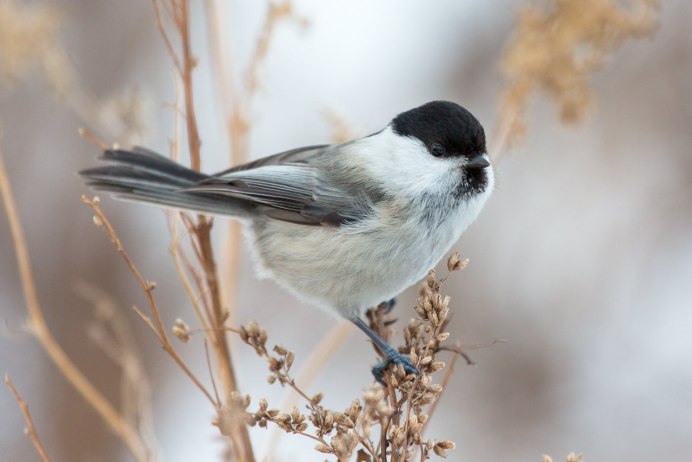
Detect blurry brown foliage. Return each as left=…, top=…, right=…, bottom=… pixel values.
left=494, top=0, right=660, bottom=155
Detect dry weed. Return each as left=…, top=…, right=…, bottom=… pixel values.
left=493, top=0, right=661, bottom=155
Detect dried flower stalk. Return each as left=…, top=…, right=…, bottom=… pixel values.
left=492, top=0, right=661, bottom=158
left=76, top=281, right=158, bottom=455
left=4, top=375, right=52, bottom=462
left=150, top=0, right=257, bottom=459
left=204, top=0, right=304, bottom=327
left=0, top=147, right=152, bottom=462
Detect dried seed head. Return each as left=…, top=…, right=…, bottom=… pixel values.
left=315, top=443, right=332, bottom=454
left=447, top=252, right=460, bottom=271
left=426, top=270, right=438, bottom=290
left=273, top=345, right=287, bottom=355
left=447, top=252, right=463, bottom=271
left=430, top=361, right=446, bottom=372
left=437, top=440, right=455, bottom=450
left=433, top=439, right=456, bottom=458
left=436, top=331, right=450, bottom=342
left=172, top=318, right=191, bottom=343
left=433, top=445, right=448, bottom=458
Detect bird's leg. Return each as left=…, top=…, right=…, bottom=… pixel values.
left=351, top=317, right=417, bottom=385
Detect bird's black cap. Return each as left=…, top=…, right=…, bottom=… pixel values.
left=391, top=101, right=486, bottom=159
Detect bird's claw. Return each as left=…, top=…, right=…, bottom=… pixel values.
left=371, top=346, right=418, bottom=385
left=378, top=298, right=397, bottom=314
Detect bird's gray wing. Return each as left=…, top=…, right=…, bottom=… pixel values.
left=214, top=144, right=330, bottom=175
left=186, top=145, right=373, bottom=226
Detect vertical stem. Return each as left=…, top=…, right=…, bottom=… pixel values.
left=0, top=151, right=150, bottom=462
left=174, top=1, right=255, bottom=459
left=197, top=219, right=254, bottom=462
left=179, top=0, right=202, bottom=171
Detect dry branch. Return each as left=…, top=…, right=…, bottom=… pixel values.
left=0, top=148, right=151, bottom=462
left=150, top=1, right=255, bottom=459
left=82, top=195, right=216, bottom=406
left=5, top=375, right=52, bottom=462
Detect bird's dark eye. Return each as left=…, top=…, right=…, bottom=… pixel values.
left=430, top=143, right=446, bottom=157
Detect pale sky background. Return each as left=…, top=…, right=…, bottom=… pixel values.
left=1, top=1, right=691, bottom=461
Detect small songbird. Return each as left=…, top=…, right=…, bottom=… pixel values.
left=80, top=101, right=494, bottom=382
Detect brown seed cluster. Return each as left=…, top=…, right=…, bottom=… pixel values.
left=228, top=254, right=470, bottom=460
left=171, top=318, right=191, bottom=343
left=238, top=320, right=268, bottom=356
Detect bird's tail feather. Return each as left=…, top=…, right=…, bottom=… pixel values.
left=80, top=147, right=253, bottom=217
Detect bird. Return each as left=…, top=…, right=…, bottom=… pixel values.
left=80, top=100, right=494, bottom=383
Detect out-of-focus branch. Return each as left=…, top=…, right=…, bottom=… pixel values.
left=0, top=148, right=151, bottom=462
left=76, top=281, right=159, bottom=455
left=262, top=321, right=354, bottom=461
left=176, top=0, right=202, bottom=171
left=150, top=2, right=256, bottom=459
left=82, top=195, right=216, bottom=406
left=491, top=0, right=661, bottom=162
left=5, top=375, right=52, bottom=462
left=204, top=0, right=302, bottom=328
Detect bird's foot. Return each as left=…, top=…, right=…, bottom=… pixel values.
left=377, top=298, right=397, bottom=314
left=371, top=343, right=417, bottom=385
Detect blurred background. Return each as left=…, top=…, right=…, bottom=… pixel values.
left=1, top=0, right=691, bottom=461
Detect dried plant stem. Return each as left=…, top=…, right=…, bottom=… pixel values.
left=176, top=0, right=201, bottom=171
left=204, top=1, right=299, bottom=328
left=263, top=321, right=354, bottom=461
left=195, top=218, right=245, bottom=411
left=422, top=342, right=461, bottom=435
left=150, top=1, right=256, bottom=459
left=82, top=195, right=216, bottom=406
left=5, top=375, right=52, bottom=462
left=0, top=150, right=150, bottom=462
left=168, top=215, right=212, bottom=329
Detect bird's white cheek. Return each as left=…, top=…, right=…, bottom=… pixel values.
left=371, top=132, right=452, bottom=194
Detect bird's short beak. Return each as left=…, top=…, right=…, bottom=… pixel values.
left=466, top=153, right=491, bottom=169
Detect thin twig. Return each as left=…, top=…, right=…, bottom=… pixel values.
left=203, top=1, right=299, bottom=329
left=150, top=0, right=183, bottom=76
left=0, top=149, right=151, bottom=462
left=75, top=281, right=158, bottom=455
left=78, top=127, right=109, bottom=150
left=151, top=1, right=256, bottom=459
left=204, top=339, right=222, bottom=405
left=176, top=0, right=202, bottom=171
left=423, top=342, right=462, bottom=435
left=264, top=321, right=354, bottom=460
left=168, top=214, right=212, bottom=328
left=82, top=195, right=217, bottom=406
left=5, top=375, right=52, bottom=462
